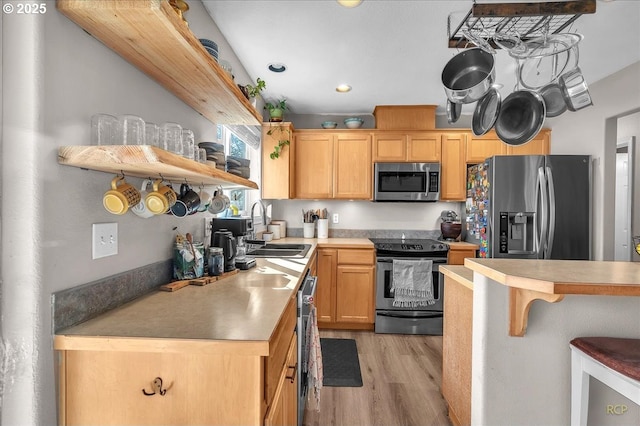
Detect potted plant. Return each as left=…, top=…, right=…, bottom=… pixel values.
left=245, top=77, right=266, bottom=99
left=264, top=99, right=287, bottom=122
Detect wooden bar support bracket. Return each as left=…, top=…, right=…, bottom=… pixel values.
left=509, top=287, right=564, bottom=337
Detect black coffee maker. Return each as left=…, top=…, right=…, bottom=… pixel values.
left=212, top=229, right=237, bottom=272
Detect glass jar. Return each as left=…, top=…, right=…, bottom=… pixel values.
left=208, top=247, right=224, bottom=276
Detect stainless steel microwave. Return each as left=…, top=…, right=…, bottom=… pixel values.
left=374, top=163, right=440, bottom=202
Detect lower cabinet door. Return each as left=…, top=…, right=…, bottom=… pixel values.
left=62, top=350, right=264, bottom=425
left=335, top=265, right=375, bottom=323
left=265, top=332, right=298, bottom=426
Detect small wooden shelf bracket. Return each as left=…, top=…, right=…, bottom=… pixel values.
left=509, top=287, right=565, bottom=337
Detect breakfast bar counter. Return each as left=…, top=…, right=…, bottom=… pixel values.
left=458, top=258, right=640, bottom=426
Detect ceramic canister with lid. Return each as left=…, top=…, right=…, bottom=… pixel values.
left=270, top=220, right=287, bottom=238
left=267, top=224, right=281, bottom=240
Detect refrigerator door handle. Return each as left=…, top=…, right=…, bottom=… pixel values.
left=538, top=167, right=548, bottom=259
left=545, top=166, right=556, bottom=258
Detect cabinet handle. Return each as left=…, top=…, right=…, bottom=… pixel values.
left=285, top=364, right=297, bottom=383
left=142, top=377, right=172, bottom=396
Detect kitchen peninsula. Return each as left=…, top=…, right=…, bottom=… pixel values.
left=441, top=259, right=640, bottom=426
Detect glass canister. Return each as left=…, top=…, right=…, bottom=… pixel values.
left=208, top=247, right=224, bottom=276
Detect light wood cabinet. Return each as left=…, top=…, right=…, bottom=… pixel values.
left=265, top=332, right=298, bottom=426
left=316, top=249, right=337, bottom=324
left=447, top=243, right=478, bottom=265
left=57, top=297, right=298, bottom=426
left=465, top=134, right=507, bottom=163
left=440, top=133, right=467, bottom=201
left=506, top=129, right=551, bottom=155
left=372, top=131, right=441, bottom=162
left=466, top=129, right=551, bottom=163
left=262, top=123, right=295, bottom=199
left=294, top=131, right=372, bottom=200
left=442, top=272, right=473, bottom=426
left=316, top=248, right=375, bottom=329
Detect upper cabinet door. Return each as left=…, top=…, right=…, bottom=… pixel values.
left=334, top=133, right=372, bottom=199
left=372, top=133, right=406, bottom=162
left=407, top=132, right=442, bottom=162
left=294, top=132, right=334, bottom=199
left=440, top=133, right=467, bottom=202
left=262, top=123, right=295, bottom=199
left=465, top=133, right=508, bottom=163
left=506, top=130, right=550, bottom=155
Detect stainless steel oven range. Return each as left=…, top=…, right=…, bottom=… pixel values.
left=370, top=238, right=448, bottom=335
left=296, top=269, right=317, bottom=426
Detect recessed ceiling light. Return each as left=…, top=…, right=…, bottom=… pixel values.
left=336, top=84, right=352, bottom=93
left=268, top=63, right=287, bottom=73
left=337, top=0, right=363, bottom=8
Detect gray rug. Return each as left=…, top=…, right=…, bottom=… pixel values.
left=320, top=338, right=363, bottom=387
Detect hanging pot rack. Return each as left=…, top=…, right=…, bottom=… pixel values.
left=448, top=0, right=596, bottom=49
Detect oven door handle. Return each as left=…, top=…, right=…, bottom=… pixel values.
left=376, top=258, right=447, bottom=264
left=302, top=275, right=317, bottom=305
left=376, top=311, right=443, bottom=319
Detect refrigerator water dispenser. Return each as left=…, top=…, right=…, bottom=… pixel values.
left=499, top=212, right=536, bottom=254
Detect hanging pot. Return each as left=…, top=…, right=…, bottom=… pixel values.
left=446, top=99, right=462, bottom=124
left=559, top=66, right=593, bottom=112
left=538, top=82, right=567, bottom=118
left=442, top=48, right=495, bottom=104
left=495, top=90, right=546, bottom=146
left=472, top=87, right=501, bottom=136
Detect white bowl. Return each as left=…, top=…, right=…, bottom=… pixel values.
left=344, top=118, right=364, bottom=129
left=321, top=121, right=338, bottom=129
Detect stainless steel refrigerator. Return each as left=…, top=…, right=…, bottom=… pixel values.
left=465, top=155, right=592, bottom=260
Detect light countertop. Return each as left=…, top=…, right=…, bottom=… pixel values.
left=441, top=265, right=474, bottom=290
left=464, top=258, right=640, bottom=296
left=54, top=238, right=374, bottom=354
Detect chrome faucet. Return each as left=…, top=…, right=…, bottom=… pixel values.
left=248, top=199, right=268, bottom=242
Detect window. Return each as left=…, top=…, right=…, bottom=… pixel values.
left=218, top=125, right=260, bottom=215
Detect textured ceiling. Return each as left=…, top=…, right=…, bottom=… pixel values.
left=203, top=0, right=640, bottom=116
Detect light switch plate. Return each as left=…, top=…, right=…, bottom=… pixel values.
left=92, top=223, right=118, bottom=259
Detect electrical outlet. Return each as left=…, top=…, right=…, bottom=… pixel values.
left=92, top=223, right=118, bottom=259
left=332, top=213, right=339, bottom=224
left=203, top=217, right=212, bottom=245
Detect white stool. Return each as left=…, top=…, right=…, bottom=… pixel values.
left=570, top=337, right=640, bottom=426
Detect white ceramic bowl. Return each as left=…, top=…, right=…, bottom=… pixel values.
left=344, top=118, right=364, bottom=129
left=321, top=121, right=338, bottom=129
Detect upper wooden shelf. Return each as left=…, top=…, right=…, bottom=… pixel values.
left=58, top=145, right=259, bottom=189
left=56, top=0, right=262, bottom=126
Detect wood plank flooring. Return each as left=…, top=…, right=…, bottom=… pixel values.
left=303, top=330, right=451, bottom=426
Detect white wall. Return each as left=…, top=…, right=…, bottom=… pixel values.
left=546, top=62, right=640, bottom=260
left=1, top=2, right=258, bottom=423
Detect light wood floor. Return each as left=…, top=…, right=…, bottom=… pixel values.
left=303, top=330, right=451, bottom=426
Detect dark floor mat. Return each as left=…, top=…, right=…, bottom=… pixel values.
left=320, top=338, right=363, bottom=387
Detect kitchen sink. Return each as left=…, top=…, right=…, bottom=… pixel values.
left=246, top=243, right=311, bottom=258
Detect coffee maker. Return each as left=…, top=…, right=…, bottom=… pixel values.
left=211, top=218, right=256, bottom=270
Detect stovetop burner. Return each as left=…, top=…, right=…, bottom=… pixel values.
left=369, top=238, right=449, bottom=257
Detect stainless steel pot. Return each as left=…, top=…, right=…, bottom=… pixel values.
left=495, top=90, right=546, bottom=146
left=559, top=67, right=593, bottom=112
left=442, top=48, right=495, bottom=104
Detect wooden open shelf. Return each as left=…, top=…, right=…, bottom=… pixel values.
left=58, top=145, right=258, bottom=189
left=56, top=0, right=262, bottom=125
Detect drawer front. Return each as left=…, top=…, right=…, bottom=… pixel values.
left=265, top=296, right=297, bottom=406
left=338, top=249, right=374, bottom=265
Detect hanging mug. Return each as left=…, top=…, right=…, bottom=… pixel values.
left=208, top=186, right=230, bottom=215
left=197, top=185, right=212, bottom=213
left=103, top=176, right=141, bottom=215
left=131, top=179, right=155, bottom=219
left=145, top=179, right=177, bottom=215
left=171, top=183, right=201, bottom=217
